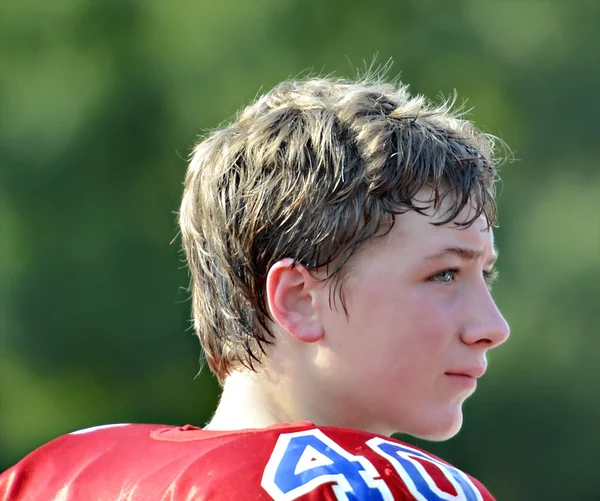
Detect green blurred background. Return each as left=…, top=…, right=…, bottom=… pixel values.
left=1, top=1, right=599, bottom=499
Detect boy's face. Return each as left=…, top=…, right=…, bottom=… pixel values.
left=312, top=189, right=510, bottom=440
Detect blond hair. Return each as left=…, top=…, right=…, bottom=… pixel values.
left=179, top=75, right=500, bottom=383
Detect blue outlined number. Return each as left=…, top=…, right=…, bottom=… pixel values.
left=261, top=430, right=393, bottom=501
left=366, top=437, right=483, bottom=501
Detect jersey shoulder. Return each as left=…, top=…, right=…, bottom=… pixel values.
left=0, top=422, right=496, bottom=501
left=0, top=423, right=186, bottom=501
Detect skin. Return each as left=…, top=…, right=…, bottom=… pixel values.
left=207, top=188, right=510, bottom=440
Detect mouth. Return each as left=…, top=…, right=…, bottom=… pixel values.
left=445, top=364, right=487, bottom=380
left=445, top=373, right=476, bottom=380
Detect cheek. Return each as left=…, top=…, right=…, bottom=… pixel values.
left=355, top=281, right=458, bottom=373
left=319, top=273, right=459, bottom=379
left=358, top=274, right=453, bottom=334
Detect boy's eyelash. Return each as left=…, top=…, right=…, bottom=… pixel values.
left=428, top=267, right=499, bottom=287
left=483, top=268, right=499, bottom=287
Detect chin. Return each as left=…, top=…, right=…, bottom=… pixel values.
left=404, top=408, right=464, bottom=442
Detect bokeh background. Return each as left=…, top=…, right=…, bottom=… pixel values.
left=1, top=1, right=599, bottom=499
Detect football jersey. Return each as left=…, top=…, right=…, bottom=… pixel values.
left=0, top=422, right=495, bottom=500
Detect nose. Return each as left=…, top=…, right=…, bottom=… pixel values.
left=460, top=286, right=510, bottom=348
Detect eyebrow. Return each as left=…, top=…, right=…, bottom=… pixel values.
left=424, top=246, right=499, bottom=265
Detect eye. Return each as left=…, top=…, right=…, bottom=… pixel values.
left=428, top=268, right=458, bottom=284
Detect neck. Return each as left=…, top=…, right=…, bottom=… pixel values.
left=204, top=367, right=393, bottom=436
left=205, top=370, right=292, bottom=431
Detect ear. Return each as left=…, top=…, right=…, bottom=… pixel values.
left=266, top=258, right=324, bottom=343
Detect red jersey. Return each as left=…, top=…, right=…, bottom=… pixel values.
left=0, top=422, right=495, bottom=500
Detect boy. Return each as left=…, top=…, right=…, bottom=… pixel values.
left=0, top=75, right=510, bottom=500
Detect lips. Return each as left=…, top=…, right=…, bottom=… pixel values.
left=445, top=364, right=487, bottom=379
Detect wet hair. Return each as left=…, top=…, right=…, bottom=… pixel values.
left=179, top=74, right=501, bottom=382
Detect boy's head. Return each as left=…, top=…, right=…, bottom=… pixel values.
left=180, top=75, right=509, bottom=439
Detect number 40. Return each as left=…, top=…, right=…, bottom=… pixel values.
left=261, top=430, right=483, bottom=501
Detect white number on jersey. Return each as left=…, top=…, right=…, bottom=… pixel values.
left=262, top=429, right=393, bottom=500
left=262, top=430, right=484, bottom=501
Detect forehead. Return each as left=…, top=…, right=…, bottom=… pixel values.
left=393, top=209, right=494, bottom=248
left=349, top=210, right=495, bottom=274
left=344, top=187, right=496, bottom=272
left=380, top=188, right=495, bottom=255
